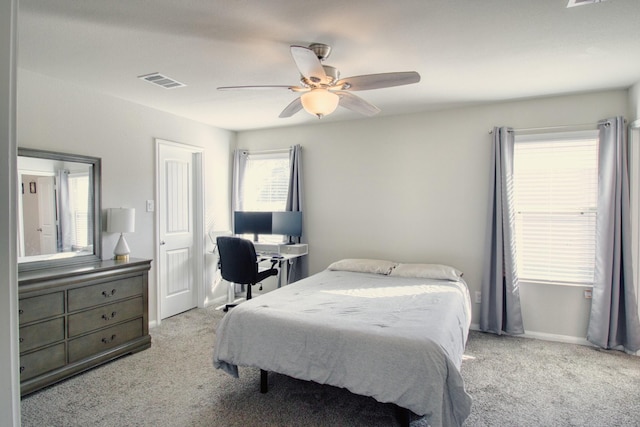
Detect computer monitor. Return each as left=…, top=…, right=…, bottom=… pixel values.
left=234, top=210, right=303, bottom=242
left=233, top=211, right=272, bottom=241
left=272, top=211, right=302, bottom=240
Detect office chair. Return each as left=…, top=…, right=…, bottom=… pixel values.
left=216, top=236, right=278, bottom=312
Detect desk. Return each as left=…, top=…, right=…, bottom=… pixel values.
left=215, top=245, right=307, bottom=310
left=257, top=251, right=307, bottom=288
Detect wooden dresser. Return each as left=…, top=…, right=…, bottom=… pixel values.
left=18, top=258, right=151, bottom=396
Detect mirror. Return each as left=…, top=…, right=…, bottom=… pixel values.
left=18, top=148, right=102, bottom=271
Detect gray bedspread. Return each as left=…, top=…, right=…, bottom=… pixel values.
left=213, top=270, right=472, bottom=427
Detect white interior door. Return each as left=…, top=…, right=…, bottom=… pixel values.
left=37, top=176, right=57, bottom=254
left=158, top=142, right=200, bottom=319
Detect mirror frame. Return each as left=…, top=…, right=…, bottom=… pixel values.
left=18, top=147, right=102, bottom=272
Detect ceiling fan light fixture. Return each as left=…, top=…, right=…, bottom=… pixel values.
left=300, top=88, right=339, bottom=118
left=219, top=44, right=421, bottom=119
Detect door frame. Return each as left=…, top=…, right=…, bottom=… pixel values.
left=154, top=138, right=205, bottom=325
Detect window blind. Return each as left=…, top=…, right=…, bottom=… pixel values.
left=73, top=211, right=89, bottom=248
left=513, top=131, right=599, bottom=285
left=68, top=174, right=90, bottom=248
left=242, top=151, right=290, bottom=212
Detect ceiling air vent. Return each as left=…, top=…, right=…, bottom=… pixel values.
left=138, top=72, right=186, bottom=89
left=567, top=0, right=607, bottom=7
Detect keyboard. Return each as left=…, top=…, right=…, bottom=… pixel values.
left=259, top=252, right=284, bottom=259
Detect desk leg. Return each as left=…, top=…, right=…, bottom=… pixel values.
left=276, top=260, right=282, bottom=288
left=276, top=259, right=290, bottom=288
left=227, top=280, right=235, bottom=303
left=282, top=259, right=288, bottom=286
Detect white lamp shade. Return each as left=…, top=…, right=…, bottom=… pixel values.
left=301, top=89, right=339, bottom=118
left=107, top=208, right=136, bottom=233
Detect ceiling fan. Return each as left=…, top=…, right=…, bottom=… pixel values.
left=217, top=43, right=421, bottom=119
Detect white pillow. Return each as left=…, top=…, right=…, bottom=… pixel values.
left=327, top=259, right=398, bottom=275
left=389, top=263, right=463, bottom=281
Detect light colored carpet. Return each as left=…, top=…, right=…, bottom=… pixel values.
left=21, top=305, right=640, bottom=426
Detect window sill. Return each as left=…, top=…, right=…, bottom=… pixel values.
left=519, top=280, right=593, bottom=288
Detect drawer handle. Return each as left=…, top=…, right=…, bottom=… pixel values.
left=19, top=337, right=24, bottom=343
left=102, top=289, right=117, bottom=298
left=101, top=311, right=117, bottom=321
left=101, top=334, right=117, bottom=344
left=18, top=309, right=24, bottom=315
left=20, top=366, right=25, bottom=373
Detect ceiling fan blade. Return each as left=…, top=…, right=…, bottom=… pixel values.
left=217, top=85, right=300, bottom=91
left=290, top=45, right=327, bottom=84
left=279, top=97, right=303, bottom=118
left=334, top=71, right=420, bottom=91
left=335, top=91, right=381, bottom=116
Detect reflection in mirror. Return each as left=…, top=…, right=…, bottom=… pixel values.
left=18, top=148, right=101, bottom=271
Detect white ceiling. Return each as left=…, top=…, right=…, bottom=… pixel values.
left=18, top=0, right=640, bottom=131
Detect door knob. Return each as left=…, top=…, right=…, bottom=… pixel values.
left=160, top=240, right=166, bottom=245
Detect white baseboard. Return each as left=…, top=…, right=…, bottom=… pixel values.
left=469, top=323, right=592, bottom=347
left=150, top=296, right=229, bottom=329
left=205, top=295, right=228, bottom=307
left=520, top=330, right=592, bottom=346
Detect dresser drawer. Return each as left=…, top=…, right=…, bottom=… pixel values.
left=68, top=275, right=143, bottom=312
left=68, top=318, right=143, bottom=363
left=19, top=318, right=65, bottom=353
left=20, top=343, right=66, bottom=381
left=68, top=297, right=143, bottom=337
left=19, top=292, right=64, bottom=325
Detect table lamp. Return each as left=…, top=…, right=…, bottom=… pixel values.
left=107, top=207, right=135, bottom=261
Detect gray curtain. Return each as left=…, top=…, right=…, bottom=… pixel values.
left=587, top=117, right=640, bottom=352
left=230, top=149, right=248, bottom=296
left=56, top=169, right=72, bottom=252
left=231, top=149, right=248, bottom=215
left=285, top=144, right=305, bottom=282
left=480, top=127, right=524, bottom=335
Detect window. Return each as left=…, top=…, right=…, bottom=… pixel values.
left=237, top=150, right=290, bottom=242
left=513, top=131, right=599, bottom=286
left=241, top=151, right=290, bottom=211
left=68, top=173, right=90, bottom=249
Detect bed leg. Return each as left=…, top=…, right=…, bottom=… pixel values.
left=260, top=369, right=268, bottom=394
left=394, top=405, right=411, bottom=427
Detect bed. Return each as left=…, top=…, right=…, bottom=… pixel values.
left=213, top=259, right=473, bottom=427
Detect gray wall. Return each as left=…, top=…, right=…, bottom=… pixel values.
left=17, top=70, right=234, bottom=325
left=236, top=89, right=630, bottom=342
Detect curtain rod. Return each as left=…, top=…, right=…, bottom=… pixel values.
left=241, top=147, right=291, bottom=154
left=488, top=122, right=598, bottom=134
